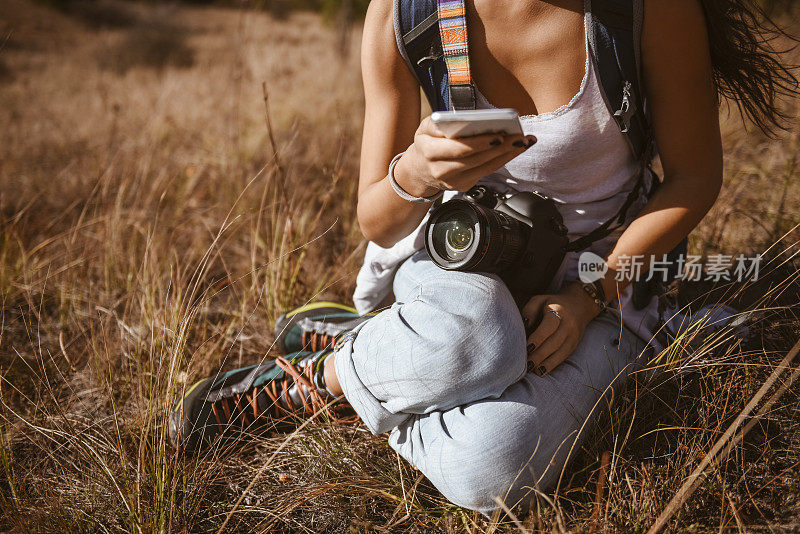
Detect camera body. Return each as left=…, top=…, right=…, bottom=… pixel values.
left=424, top=186, right=569, bottom=306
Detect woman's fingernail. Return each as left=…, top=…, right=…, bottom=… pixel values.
left=490, top=138, right=502, bottom=146
left=526, top=136, right=537, bottom=147
left=512, top=140, right=526, bottom=148
left=527, top=361, right=535, bottom=373
left=535, top=365, right=548, bottom=377
left=527, top=342, right=536, bottom=354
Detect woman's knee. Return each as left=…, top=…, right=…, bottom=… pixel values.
left=351, top=268, right=527, bottom=412
left=421, top=271, right=523, bottom=351
left=437, top=454, right=539, bottom=513
left=410, top=270, right=527, bottom=387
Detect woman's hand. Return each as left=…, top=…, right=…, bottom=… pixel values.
left=521, top=282, right=602, bottom=376
left=392, top=116, right=536, bottom=197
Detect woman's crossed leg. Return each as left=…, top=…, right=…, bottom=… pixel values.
left=334, top=251, right=646, bottom=513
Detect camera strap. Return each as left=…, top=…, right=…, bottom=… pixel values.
left=436, top=0, right=477, bottom=110
left=564, top=164, right=650, bottom=253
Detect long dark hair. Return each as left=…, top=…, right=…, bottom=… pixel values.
left=699, top=0, right=799, bottom=135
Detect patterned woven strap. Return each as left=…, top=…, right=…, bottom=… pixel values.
left=436, top=0, right=476, bottom=110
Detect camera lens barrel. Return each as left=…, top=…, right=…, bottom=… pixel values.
left=425, top=200, right=530, bottom=274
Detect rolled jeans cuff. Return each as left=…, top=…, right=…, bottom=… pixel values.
left=333, top=319, right=411, bottom=435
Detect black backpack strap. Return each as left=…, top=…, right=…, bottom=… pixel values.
left=588, top=0, right=652, bottom=161
left=393, top=0, right=449, bottom=111
left=562, top=0, right=657, bottom=253
left=584, top=0, right=689, bottom=312
left=393, top=0, right=477, bottom=111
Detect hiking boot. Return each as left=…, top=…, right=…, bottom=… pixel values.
left=274, top=301, right=374, bottom=355
left=168, top=350, right=357, bottom=452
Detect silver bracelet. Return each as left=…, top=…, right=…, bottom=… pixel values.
left=387, top=152, right=444, bottom=204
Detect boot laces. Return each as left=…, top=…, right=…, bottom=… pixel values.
left=301, top=330, right=337, bottom=352
left=209, top=357, right=358, bottom=429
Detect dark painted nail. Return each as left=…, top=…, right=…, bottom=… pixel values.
left=512, top=140, right=525, bottom=148
left=526, top=342, right=536, bottom=354
left=490, top=138, right=502, bottom=146
left=535, top=365, right=548, bottom=377
left=527, top=361, right=535, bottom=373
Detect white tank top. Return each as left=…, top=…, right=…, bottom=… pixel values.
left=354, top=1, right=662, bottom=342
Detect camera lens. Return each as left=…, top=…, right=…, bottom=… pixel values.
left=426, top=198, right=529, bottom=273
left=443, top=214, right=474, bottom=256
left=432, top=212, right=476, bottom=261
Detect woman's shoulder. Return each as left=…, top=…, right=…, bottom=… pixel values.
left=642, top=0, right=710, bottom=77
left=364, top=0, right=395, bottom=40
left=362, top=0, right=416, bottom=89
left=363, top=0, right=401, bottom=63
left=643, top=0, right=706, bottom=37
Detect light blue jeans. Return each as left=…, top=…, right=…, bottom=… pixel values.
left=334, top=250, right=648, bottom=514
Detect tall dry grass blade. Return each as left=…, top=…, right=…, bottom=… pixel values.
left=261, top=81, right=288, bottom=206
left=588, top=450, right=611, bottom=533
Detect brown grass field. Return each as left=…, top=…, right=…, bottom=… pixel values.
left=1, top=0, right=800, bottom=531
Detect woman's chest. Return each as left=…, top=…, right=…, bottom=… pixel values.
left=475, top=60, right=639, bottom=204
left=466, top=0, right=587, bottom=116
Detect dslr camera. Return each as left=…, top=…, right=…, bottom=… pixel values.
left=424, top=185, right=569, bottom=306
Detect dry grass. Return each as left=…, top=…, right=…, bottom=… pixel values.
left=1, top=0, right=800, bottom=531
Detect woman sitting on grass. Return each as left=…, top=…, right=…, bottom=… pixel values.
left=170, top=0, right=797, bottom=514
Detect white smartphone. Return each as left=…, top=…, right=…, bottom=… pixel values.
left=430, top=109, right=523, bottom=138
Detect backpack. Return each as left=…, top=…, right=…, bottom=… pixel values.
left=392, top=0, right=687, bottom=310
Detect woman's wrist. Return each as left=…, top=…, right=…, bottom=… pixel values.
left=563, top=281, right=604, bottom=320
left=391, top=147, right=441, bottom=198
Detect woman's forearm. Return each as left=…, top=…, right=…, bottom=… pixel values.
left=357, top=150, right=441, bottom=248
left=357, top=173, right=431, bottom=248
left=598, top=171, right=722, bottom=302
